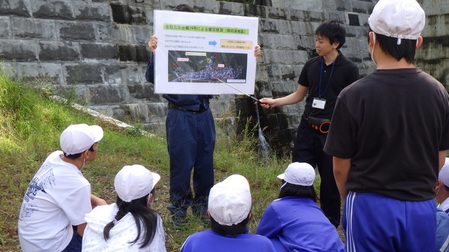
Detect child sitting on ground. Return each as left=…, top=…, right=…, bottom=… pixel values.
left=82, top=164, right=166, bottom=251
left=257, top=162, right=345, bottom=252
left=180, top=174, right=275, bottom=252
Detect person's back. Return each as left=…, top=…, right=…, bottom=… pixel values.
left=259, top=197, right=344, bottom=252
left=324, top=0, right=449, bottom=251
left=180, top=174, right=275, bottom=252
left=82, top=203, right=165, bottom=251
left=18, top=151, right=91, bottom=251
left=82, top=165, right=166, bottom=252
left=332, top=68, right=448, bottom=200
left=181, top=230, right=275, bottom=252
left=257, top=163, right=344, bottom=252
left=18, top=124, right=105, bottom=252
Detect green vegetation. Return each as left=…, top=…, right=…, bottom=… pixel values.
left=0, top=68, right=293, bottom=251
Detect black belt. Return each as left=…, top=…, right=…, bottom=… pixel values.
left=168, top=103, right=208, bottom=114
left=304, top=116, right=331, bottom=133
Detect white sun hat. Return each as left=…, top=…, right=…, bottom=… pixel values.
left=60, top=124, right=104, bottom=155
left=368, top=0, right=425, bottom=45
left=114, top=164, right=161, bottom=203
left=277, top=162, right=316, bottom=186
left=208, top=174, right=252, bottom=226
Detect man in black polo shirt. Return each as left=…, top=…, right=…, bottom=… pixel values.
left=259, top=20, right=359, bottom=228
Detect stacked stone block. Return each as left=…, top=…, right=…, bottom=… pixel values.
left=1, top=0, right=447, bottom=155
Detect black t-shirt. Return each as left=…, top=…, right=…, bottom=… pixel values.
left=298, top=52, right=359, bottom=120
left=324, top=68, right=449, bottom=201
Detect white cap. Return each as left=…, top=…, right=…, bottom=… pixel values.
left=439, top=158, right=449, bottom=187
left=277, top=162, right=315, bottom=186
left=60, top=124, right=104, bottom=155
left=208, top=174, right=252, bottom=226
left=114, top=164, right=161, bottom=203
left=368, top=0, right=425, bottom=44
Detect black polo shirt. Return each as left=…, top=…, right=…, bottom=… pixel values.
left=298, top=52, right=359, bottom=120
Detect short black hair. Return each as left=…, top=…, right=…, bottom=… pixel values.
left=173, top=4, right=195, bottom=12
left=63, top=144, right=95, bottom=159
left=210, top=215, right=250, bottom=237
left=279, top=181, right=317, bottom=202
left=373, top=32, right=417, bottom=64
left=315, top=20, right=346, bottom=49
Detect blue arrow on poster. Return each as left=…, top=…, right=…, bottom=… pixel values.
left=154, top=10, right=259, bottom=95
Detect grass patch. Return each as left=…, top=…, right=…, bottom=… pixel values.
left=0, top=68, right=296, bottom=251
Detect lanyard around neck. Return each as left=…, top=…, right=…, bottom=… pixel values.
left=318, top=57, right=335, bottom=97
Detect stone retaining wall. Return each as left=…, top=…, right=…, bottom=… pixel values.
left=1, top=0, right=447, bottom=155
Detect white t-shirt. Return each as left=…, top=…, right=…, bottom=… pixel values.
left=18, top=151, right=92, bottom=252
left=82, top=203, right=166, bottom=252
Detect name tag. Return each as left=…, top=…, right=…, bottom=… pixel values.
left=312, top=97, right=326, bottom=109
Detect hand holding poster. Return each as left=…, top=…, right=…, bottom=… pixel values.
left=153, top=10, right=259, bottom=95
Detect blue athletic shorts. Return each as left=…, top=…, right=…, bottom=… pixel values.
left=344, top=192, right=436, bottom=252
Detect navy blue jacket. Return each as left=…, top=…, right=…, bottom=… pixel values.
left=145, top=53, right=211, bottom=111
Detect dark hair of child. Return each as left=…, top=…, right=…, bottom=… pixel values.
left=103, top=189, right=158, bottom=248
left=373, top=32, right=417, bottom=64
left=210, top=215, right=250, bottom=238
left=279, top=181, right=317, bottom=202
left=63, top=144, right=95, bottom=159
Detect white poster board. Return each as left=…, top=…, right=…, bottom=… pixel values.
left=153, top=10, right=259, bottom=95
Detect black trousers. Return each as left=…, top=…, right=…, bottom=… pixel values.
left=293, top=121, right=341, bottom=228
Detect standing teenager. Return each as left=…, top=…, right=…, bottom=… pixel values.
left=324, top=0, right=449, bottom=250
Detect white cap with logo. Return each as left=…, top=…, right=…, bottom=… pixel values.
left=60, top=124, right=104, bottom=155
left=208, top=174, right=252, bottom=226
left=277, top=162, right=316, bottom=186
left=368, top=0, right=425, bottom=44
left=114, top=164, right=161, bottom=203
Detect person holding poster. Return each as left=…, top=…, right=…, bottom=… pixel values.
left=258, top=20, right=359, bottom=228
left=145, top=4, right=261, bottom=228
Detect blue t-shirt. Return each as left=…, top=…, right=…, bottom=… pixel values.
left=180, top=230, right=275, bottom=252
left=257, top=196, right=345, bottom=252
left=437, top=208, right=449, bottom=252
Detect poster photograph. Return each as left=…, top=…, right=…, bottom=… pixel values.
left=153, top=10, right=259, bottom=95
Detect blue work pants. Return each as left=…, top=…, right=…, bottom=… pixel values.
left=166, top=108, right=215, bottom=217
left=292, top=121, right=341, bottom=227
